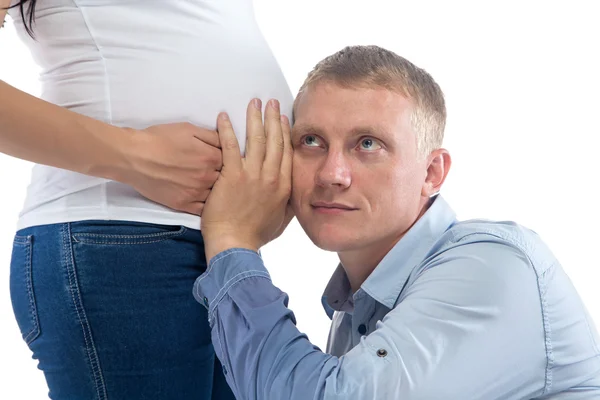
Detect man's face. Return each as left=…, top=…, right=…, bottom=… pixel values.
left=291, top=82, right=433, bottom=255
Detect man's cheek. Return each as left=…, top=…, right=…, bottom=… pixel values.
left=291, top=168, right=311, bottom=193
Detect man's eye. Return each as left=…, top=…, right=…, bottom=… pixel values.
left=359, top=138, right=382, bottom=151
left=303, top=135, right=320, bottom=146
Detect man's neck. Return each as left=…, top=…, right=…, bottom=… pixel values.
left=338, top=199, right=433, bottom=293
left=338, top=236, right=402, bottom=293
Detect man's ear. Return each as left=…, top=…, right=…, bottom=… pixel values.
left=422, top=149, right=451, bottom=197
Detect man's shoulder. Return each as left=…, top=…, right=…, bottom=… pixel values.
left=447, top=219, right=538, bottom=250
left=427, top=218, right=556, bottom=276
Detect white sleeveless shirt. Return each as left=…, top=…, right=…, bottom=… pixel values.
left=8, top=0, right=294, bottom=230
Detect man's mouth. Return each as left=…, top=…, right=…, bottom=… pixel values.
left=311, top=201, right=358, bottom=214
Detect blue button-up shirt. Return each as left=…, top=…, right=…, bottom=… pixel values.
left=194, top=196, right=600, bottom=399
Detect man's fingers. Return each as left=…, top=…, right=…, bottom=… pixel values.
left=245, top=98, right=266, bottom=171
left=264, top=99, right=285, bottom=175
left=280, top=114, right=293, bottom=181
left=217, top=112, right=243, bottom=172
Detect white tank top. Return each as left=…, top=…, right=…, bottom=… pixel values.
left=8, top=0, right=294, bottom=231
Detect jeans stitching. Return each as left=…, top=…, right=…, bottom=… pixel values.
left=13, top=235, right=40, bottom=345
left=13, top=235, right=30, bottom=245
left=72, top=226, right=187, bottom=245
left=72, top=239, right=183, bottom=245
left=63, top=223, right=108, bottom=400
left=20, top=236, right=40, bottom=344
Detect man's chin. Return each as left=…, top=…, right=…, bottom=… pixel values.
left=306, top=230, right=356, bottom=253
left=297, top=216, right=358, bottom=251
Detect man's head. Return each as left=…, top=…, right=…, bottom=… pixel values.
left=290, top=45, right=451, bottom=261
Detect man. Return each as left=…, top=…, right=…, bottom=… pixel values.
left=195, top=45, right=600, bottom=399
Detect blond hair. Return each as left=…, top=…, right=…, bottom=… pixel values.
left=294, top=45, right=446, bottom=156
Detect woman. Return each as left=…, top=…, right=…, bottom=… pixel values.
left=1, top=0, right=293, bottom=398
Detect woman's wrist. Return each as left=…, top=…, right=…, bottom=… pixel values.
left=82, top=120, right=136, bottom=184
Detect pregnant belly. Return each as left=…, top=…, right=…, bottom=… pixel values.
left=42, top=43, right=294, bottom=155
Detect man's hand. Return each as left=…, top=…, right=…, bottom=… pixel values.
left=121, top=123, right=223, bottom=216
left=201, top=98, right=294, bottom=262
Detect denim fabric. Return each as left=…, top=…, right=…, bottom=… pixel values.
left=10, top=220, right=235, bottom=400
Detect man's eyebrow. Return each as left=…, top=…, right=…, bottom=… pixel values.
left=348, top=126, right=392, bottom=139
left=291, top=124, right=324, bottom=138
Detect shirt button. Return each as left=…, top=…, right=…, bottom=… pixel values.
left=376, top=348, right=388, bottom=358
left=358, top=324, right=367, bottom=335
left=223, top=366, right=228, bottom=375
left=203, top=297, right=209, bottom=307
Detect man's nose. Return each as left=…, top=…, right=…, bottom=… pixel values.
left=315, top=150, right=351, bottom=189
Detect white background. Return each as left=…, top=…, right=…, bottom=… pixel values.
left=1, top=1, right=599, bottom=398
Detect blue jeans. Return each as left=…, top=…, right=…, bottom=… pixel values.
left=9, top=220, right=235, bottom=400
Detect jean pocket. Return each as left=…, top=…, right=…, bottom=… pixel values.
left=9, top=235, right=41, bottom=345
left=71, top=223, right=188, bottom=245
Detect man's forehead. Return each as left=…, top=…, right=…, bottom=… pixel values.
left=295, top=84, right=412, bottom=120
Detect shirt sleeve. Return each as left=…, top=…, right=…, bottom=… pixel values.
left=193, top=248, right=336, bottom=400
left=194, top=241, right=547, bottom=400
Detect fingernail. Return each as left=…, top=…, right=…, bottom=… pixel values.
left=270, top=99, right=280, bottom=111
left=280, top=115, right=289, bottom=124
left=253, top=98, right=262, bottom=109
left=219, top=112, right=229, bottom=121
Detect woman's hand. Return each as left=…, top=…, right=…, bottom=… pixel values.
left=200, top=98, right=294, bottom=262
left=123, top=123, right=223, bottom=216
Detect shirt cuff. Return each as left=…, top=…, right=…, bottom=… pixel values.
left=193, top=248, right=270, bottom=322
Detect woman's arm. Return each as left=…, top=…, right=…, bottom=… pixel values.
left=0, top=80, right=132, bottom=181
left=0, top=79, right=224, bottom=215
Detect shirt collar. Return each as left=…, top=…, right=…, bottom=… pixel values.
left=322, top=195, right=457, bottom=316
